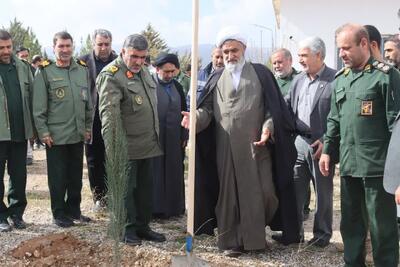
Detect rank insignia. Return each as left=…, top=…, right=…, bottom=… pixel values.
left=382, top=65, right=390, bottom=72
left=344, top=68, right=350, bottom=76
left=77, top=59, right=87, bottom=66
left=126, top=70, right=134, bottom=79
left=55, top=88, right=65, bottom=99
left=108, top=65, right=119, bottom=74
left=134, top=95, right=143, bottom=105
left=41, top=60, right=51, bottom=67
left=361, top=101, right=373, bottom=116
left=364, top=64, right=371, bottom=71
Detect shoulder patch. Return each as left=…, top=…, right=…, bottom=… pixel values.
left=335, top=67, right=349, bottom=78
left=77, top=59, right=87, bottom=67
left=39, top=59, right=52, bottom=68
left=372, top=60, right=391, bottom=74
left=107, top=65, right=119, bottom=75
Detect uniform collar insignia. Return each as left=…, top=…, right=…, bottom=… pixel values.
left=126, top=70, right=134, bottom=79
left=344, top=68, right=350, bottom=76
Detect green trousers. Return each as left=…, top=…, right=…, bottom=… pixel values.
left=46, top=143, right=83, bottom=219
left=0, top=141, right=27, bottom=220
left=125, top=158, right=153, bottom=235
left=341, top=176, right=399, bottom=267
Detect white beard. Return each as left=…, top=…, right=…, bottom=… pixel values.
left=224, top=56, right=245, bottom=73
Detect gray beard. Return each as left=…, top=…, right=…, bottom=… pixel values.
left=224, top=56, right=245, bottom=73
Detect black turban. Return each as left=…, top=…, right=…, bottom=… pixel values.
left=154, top=53, right=180, bottom=69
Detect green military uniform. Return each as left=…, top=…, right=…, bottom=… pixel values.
left=175, top=70, right=190, bottom=96
left=33, top=59, right=92, bottom=220
left=0, top=55, right=33, bottom=221
left=97, top=56, right=162, bottom=235
left=323, top=58, right=400, bottom=267
left=275, top=67, right=299, bottom=96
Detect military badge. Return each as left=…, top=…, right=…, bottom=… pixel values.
left=377, top=62, right=384, bottom=69
left=364, top=64, right=371, bottom=71
left=41, top=60, right=51, bottom=67
left=361, top=101, right=373, bottom=116
left=108, top=65, right=119, bottom=74
left=344, top=68, right=350, bottom=76
left=78, top=59, right=87, bottom=66
left=126, top=70, right=134, bottom=79
left=55, top=88, right=65, bottom=99
left=134, top=95, right=143, bottom=105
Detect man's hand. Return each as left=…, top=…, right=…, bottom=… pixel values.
left=319, top=154, right=331, bottom=176
left=181, top=111, right=190, bottom=129
left=395, top=186, right=400, bottom=205
left=42, top=136, right=54, bottom=148
left=253, top=129, right=270, bottom=146
left=85, top=131, right=91, bottom=141
left=311, top=139, right=323, bottom=159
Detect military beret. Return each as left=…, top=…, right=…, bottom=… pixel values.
left=154, top=53, right=180, bottom=69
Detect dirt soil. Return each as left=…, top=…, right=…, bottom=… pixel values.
left=0, top=149, right=373, bottom=267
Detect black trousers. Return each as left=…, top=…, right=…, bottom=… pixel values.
left=46, top=142, right=83, bottom=219
left=85, top=108, right=107, bottom=203
left=0, top=141, right=27, bottom=220
left=125, top=158, right=153, bottom=235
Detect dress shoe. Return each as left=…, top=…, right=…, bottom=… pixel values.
left=68, top=214, right=92, bottom=223
left=0, top=219, right=11, bottom=232
left=137, top=229, right=166, bottom=242
left=307, top=237, right=330, bottom=248
left=9, top=215, right=27, bottom=229
left=123, top=233, right=142, bottom=246
left=272, top=234, right=303, bottom=246
left=223, top=247, right=246, bottom=258
left=53, top=216, right=74, bottom=228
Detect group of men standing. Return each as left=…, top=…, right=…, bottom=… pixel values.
left=1, top=20, right=400, bottom=267
left=269, top=24, right=400, bottom=267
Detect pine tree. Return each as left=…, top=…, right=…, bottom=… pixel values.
left=77, top=34, right=93, bottom=57
left=178, top=50, right=202, bottom=73
left=141, top=23, right=169, bottom=60
left=4, top=18, right=42, bottom=60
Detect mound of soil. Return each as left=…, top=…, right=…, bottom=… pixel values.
left=10, top=232, right=97, bottom=266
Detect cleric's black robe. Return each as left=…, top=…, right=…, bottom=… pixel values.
left=194, top=63, right=300, bottom=242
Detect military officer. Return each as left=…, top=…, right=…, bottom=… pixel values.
left=33, top=31, right=93, bottom=228
left=0, top=30, right=34, bottom=232
left=319, top=23, right=400, bottom=267
left=97, top=34, right=165, bottom=246
left=270, top=48, right=300, bottom=96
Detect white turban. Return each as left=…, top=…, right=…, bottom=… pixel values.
left=215, top=26, right=247, bottom=48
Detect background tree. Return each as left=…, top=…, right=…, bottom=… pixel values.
left=141, top=23, right=169, bottom=60
left=177, top=50, right=202, bottom=73
left=76, top=34, right=93, bottom=58
left=4, top=18, right=42, bottom=60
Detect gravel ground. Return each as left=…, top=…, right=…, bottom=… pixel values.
left=0, top=149, right=355, bottom=266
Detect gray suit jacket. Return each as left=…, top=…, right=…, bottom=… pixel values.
left=287, top=65, right=336, bottom=145
left=384, top=113, right=400, bottom=194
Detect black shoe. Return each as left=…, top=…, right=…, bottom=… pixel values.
left=68, top=214, right=92, bottom=223
left=53, top=216, right=74, bottom=228
left=223, top=247, right=246, bottom=258
left=0, top=219, right=11, bottom=232
left=271, top=234, right=303, bottom=246
left=307, top=237, right=330, bottom=248
left=123, top=233, right=142, bottom=246
left=9, top=215, right=27, bottom=229
left=137, top=229, right=166, bottom=242
left=26, top=158, right=33, bottom=165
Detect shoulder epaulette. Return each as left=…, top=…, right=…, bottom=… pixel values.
left=335, top=67, right=349, bottom=78
left=106, top=65, right=119, bottom=75
left=77, top=59, right=87, bottom=67
left=39, top=59, right=52, bottom=68
left=372, top=60, right=391, bottom=74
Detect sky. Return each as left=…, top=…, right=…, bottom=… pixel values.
left=1, top=0, right=277, bottom=51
